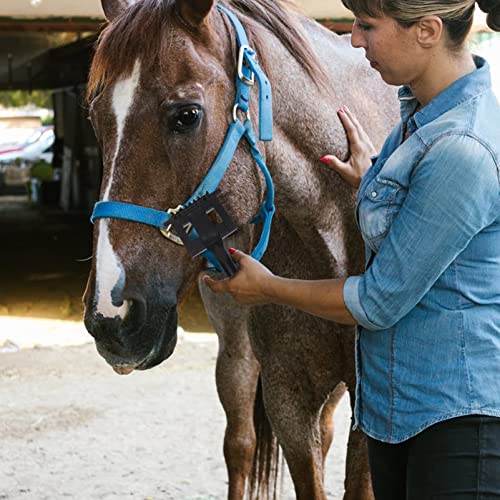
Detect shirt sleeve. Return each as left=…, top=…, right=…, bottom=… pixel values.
left=343, top=133, right=500, bottom=331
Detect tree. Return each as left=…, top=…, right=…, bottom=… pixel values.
left=0, top=90, right=52, bottom=109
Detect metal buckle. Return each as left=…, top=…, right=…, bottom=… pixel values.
left=160, top=205, right=188, bottom=246
left=237, top=45, right=255, bottom=86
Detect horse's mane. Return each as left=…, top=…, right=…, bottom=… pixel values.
left=87, top=0, right=327, bottom=100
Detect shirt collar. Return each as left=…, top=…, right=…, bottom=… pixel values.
left=398, top=56, right=491, bottom=131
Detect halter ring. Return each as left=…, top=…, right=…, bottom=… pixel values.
left=233, top=103, right=250, bottom=123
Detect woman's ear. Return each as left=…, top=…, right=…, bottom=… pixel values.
left=415, top=15, right=444, bottom=49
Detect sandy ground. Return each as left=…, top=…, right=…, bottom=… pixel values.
left=0, top=198, right=351, bottom=499
left=0, top=336, right=351, bottom=500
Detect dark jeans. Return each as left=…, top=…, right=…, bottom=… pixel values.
left=367, top=415, right=500, bottom=499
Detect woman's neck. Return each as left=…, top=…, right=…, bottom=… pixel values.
left=410, top=50, right=477, bottom=107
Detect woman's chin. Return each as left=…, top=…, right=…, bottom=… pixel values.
left=379, top=72, right=402, bottom=87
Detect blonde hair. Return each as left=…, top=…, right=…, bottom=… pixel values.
left=342, top=0, right=500, bottom=44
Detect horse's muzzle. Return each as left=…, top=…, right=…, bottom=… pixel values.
left=84, top=298, right=178, bottom=371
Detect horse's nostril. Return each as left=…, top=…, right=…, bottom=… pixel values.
left=122, top=296, right=146, bottom=327
left=84, top=312, right=123, bottom=345
left=84, top=295, right=147, bottom=346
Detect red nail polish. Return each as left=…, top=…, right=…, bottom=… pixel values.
left=320, top=156, right=330, bottom=164
left=229, top=248, right=236, bottom=255
left=338, top=107, right=345, bottom=114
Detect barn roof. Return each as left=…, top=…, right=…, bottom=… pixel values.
left=0, top=1, right=493, bottom=91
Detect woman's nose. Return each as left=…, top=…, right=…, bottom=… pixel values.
left=351, top=25, right=367, bottom=49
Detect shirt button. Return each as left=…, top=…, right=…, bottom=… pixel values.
left=371, top=191, right=377, bottom=198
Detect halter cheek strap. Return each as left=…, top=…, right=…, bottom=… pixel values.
left=91, top=4, right=275, bottom=273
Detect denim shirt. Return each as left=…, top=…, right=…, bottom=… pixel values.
left=343, top=56, right=500, bottom=443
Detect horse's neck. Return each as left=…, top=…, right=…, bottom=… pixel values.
left=272, top=18, right=397, bottom=149
left=253, top=18, right=398, bottom=274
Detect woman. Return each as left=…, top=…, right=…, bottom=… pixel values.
left=206, top=0, right=500, bottom=497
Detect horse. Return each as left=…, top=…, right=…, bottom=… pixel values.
left=82, top=0, right=399, bottom=498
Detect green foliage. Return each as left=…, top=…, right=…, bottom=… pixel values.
left=0, top=90, right=52, bottom=109
left=31, top=161, right=53, bottom=181
left=41, top=115, right=54, bottom=126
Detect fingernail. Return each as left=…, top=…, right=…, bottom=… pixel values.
left=320, top=156, right=330, bottom=164
left=338, top=107, right=345, bottom=114
left=229, top=248, right=236, bottom=255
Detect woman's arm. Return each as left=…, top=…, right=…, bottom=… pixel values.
left=267, top=274, right=356, bottom=325
left=204, top=250, right=357, bottom=325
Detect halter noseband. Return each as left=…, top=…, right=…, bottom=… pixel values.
left=91, top=4, right=275, bottom=273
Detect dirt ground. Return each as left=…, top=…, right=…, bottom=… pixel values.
left=0, top=338, right=351, bottom=500
left=0, top=198, right=351, bottom=499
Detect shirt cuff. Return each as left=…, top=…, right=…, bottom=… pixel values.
left=343, top=276, right=381, bottom=331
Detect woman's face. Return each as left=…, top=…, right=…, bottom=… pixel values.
left=351, top=15, right=426, bottom=86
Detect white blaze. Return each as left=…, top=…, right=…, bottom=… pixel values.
left=95, top=60, right=141, bottom=319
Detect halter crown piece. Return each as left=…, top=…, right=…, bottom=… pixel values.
left=90, top=4, right=275, bottom=275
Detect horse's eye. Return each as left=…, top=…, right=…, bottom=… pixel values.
left=172, top=106, right=202, bottom=132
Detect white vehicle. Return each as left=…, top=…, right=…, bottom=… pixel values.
left=0, top=126, right=55, bottom=164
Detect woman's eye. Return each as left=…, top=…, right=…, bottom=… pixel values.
left=356, top=19, right=372, bottom=31
left=172, top=106, right=202, bottom=132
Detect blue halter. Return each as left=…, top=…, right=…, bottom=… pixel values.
left=90, top=5, right=275, bottom=274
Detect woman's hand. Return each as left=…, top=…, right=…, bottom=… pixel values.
left=203, top=249, right=276, bottom=305
left=320, top=105, right=377, bottom=188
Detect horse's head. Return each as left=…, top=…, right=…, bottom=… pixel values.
left=83, top=0, right=266, bottom=373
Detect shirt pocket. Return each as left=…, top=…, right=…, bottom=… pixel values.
left=358, top=176, right=406, bottom=251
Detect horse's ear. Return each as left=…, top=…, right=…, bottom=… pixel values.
left=176, top=0, right=216, bottom=28
left=101, top=0, right=133, bottom=22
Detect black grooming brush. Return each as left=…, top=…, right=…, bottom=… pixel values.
left=167, top=190, right=239, bottom=277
